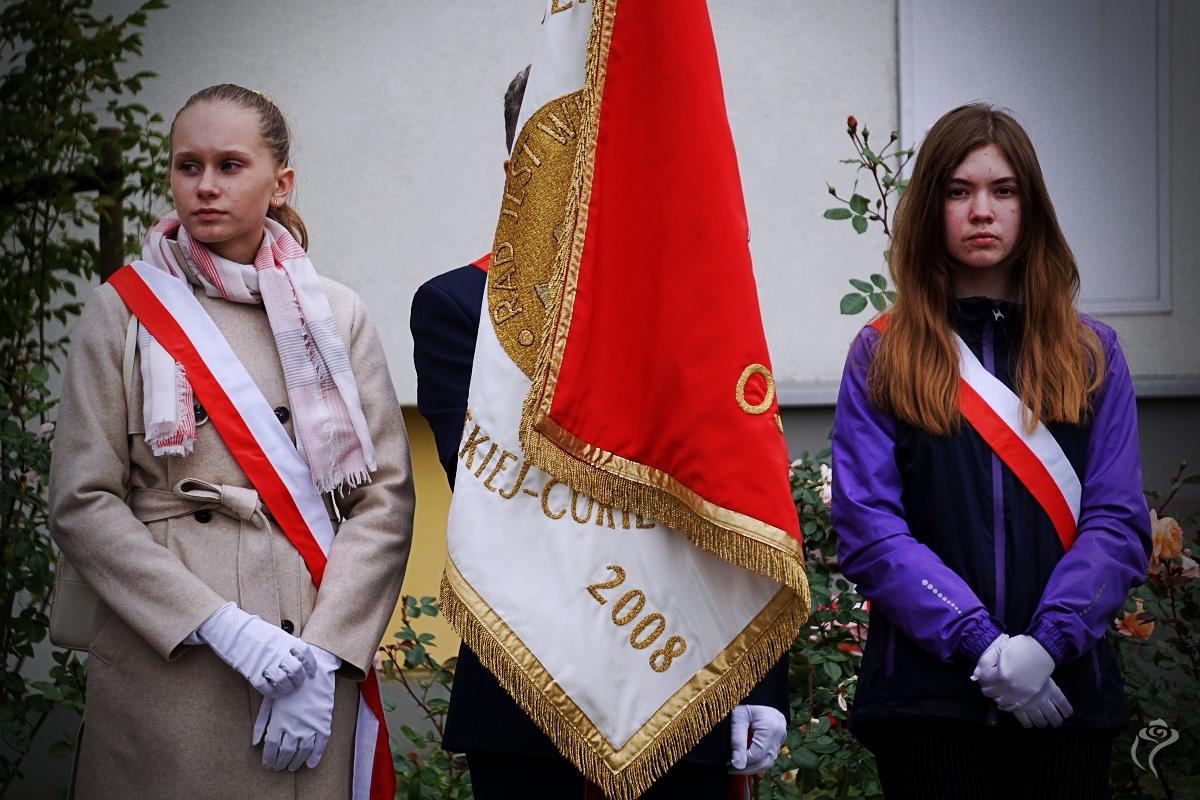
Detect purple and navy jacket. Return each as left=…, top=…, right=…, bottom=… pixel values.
left=831, top=297, right=1150, bottom=734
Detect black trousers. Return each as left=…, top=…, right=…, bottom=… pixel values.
left=466, top=752, right=731, bottom=800
left=863, top=718, right=1113, bottom=800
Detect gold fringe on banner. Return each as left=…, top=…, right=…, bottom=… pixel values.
left=522, top=419, right=811, bottom=612
left=440, top=562, right=807, bottom=800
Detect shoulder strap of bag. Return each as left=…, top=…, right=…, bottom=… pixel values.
left=123, top=314, right=138, bottom=406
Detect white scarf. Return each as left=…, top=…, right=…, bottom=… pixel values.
left=138, top=212, right=376, bottom=493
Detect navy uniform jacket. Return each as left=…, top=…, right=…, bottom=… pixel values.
left=411, top=263, right=789, bottom=762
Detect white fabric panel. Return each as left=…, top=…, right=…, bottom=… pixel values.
left=955, top=333, right=1082, bottom=522
left=449, top=292, right=780, bottom=749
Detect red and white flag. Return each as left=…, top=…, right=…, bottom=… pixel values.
left=442, top=2, right=809, bottom=797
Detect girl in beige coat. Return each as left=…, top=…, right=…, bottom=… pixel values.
left=49, top=84, right=414, bottom=799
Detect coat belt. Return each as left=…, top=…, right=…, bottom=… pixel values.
left=128, top=479, right=270, bottom=528
left=128, top=480, right=282, bottom=627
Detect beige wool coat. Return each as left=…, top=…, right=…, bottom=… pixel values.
left=49, top=275, right=414, bottom=799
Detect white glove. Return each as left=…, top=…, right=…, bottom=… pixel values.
left=729, top=704, right=787, bottom=775
left=1012, top=678, right=1074, bottom=729
left=253, top=645, right=340, bottom=772
left=194, top=602, right=317, bottom=698
left=977, top=634, right=1056, bottom=711
left=969, top=632, right=1009, bottom=683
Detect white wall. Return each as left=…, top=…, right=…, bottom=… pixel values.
left=91, top=1, right=1196, bottom=403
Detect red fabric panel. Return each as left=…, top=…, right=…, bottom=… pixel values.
left=548, top=0, right=797, bottom=538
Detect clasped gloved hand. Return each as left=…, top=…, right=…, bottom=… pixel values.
left=194, top=602, right=317, bottom=697
left=253, top=645, right=340, bottom=772
left=974, top=634, right=1056, bottom=710
left=1011, top=677, right=1074, bottom=729
left=729, top=704, right=787, bottom=775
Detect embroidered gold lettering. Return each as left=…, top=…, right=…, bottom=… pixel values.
left=536, top=107, right=577, bottom=145
left=585, top=564, right=687, bottom=672
left=492, top=296, right=524, bottom=324
left=492, top=241, right=515, bottom=267
left=586, top=564, right=625, bottom=604
left=520, top=141, right=543, bottom=168
left=650, top=636, right=687, bottom=672
left=595, top=504, right=616, bottom=529
left=570, top=490, right=594, bottom=524
left=483, top=450, right=518, bottom=492
left=507, top=154, right=534, bottom=187
left=493, top=267, right=519, bottom=293
left=459, top=425, right=489, bottom=469
left=473, top=443, right=498, bottom=478
left=461, top=408, right=474, bottom=444
left=541, top=479, right=567, bottom=520
left=498, top=461, right=533, bottom=499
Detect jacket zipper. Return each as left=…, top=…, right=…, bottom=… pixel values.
left=984, top=310, right=1004, bottom=726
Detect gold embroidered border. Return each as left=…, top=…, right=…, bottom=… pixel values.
left=441, top=558, right=806, bottom=800
left=528, top=416, right=809, bottom=600
left=516, top=0, right=809, bottom=612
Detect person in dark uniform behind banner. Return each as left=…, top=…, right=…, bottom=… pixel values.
left=410, top=66, right=791, bottom=799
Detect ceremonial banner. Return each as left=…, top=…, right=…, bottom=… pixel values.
left=442, top=2, right=809, bottom=797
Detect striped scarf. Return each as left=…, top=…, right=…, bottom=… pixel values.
left=138, top=212, right=375, bottom=494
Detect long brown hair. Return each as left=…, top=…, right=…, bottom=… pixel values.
left=169, top=84, right=309, bottom=250
left=868, top=104, right=1104, bottom=435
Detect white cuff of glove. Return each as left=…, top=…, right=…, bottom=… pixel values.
left=193, top=602, right=317, bottom=698
left=729, top=704, right=787, bottom=775
left=253, top=645, right=341, bottom=772
left=970, top=632, right=1009, bottom=683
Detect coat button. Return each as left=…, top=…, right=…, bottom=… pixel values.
left=280, top=619, right=295, bottom=634
left=193, top=402, right=209, bottom=425
left=274, top=406, right=290, bottom=424
left=193, top=509, right=213, bottom=523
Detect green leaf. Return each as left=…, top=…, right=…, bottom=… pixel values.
left=822, top=660, right=841, bottom=681
left=848, top=278, right=873, bottom=293
left=823, top=207, right=853, bottom=220
left=48, top=739, right=74, bottom=758
left=840, top=293, right=868, bottom=315
left=791, top=746, right=819, bottom=769
left=851, top=215, right=869, bottom=234
left=869, top=293, right=888, bottom=311
left=849, top=194, right=869, bottom=215
left=870, top=273, right=888, bottom=289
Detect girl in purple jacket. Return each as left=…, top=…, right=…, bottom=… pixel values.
left=831, top=104, right=1150, bottom=798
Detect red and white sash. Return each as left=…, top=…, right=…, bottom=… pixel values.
left=108, top=262, right=394, bottom=800
left=868, top=318, right=1081, bottom=550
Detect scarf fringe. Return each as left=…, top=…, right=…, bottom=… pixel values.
left=441, top=572, right=806, bottom=800
left=318, top=469, right=374, bottom=496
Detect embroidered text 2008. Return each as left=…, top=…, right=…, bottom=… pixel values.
left=586, top=564, right=688, bottom=672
